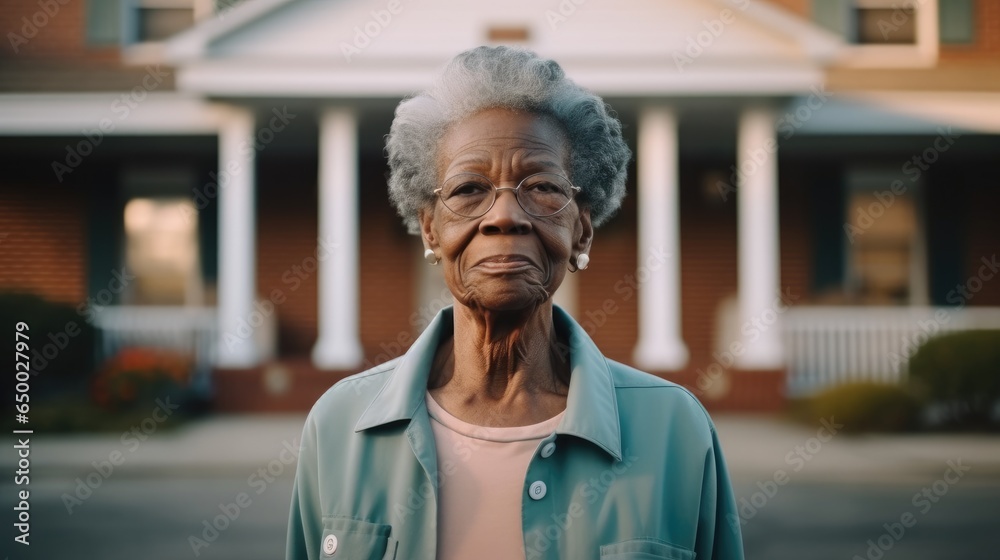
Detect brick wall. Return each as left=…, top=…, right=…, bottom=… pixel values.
left=256, top=157, right=320, bottom=356
left=577, top=166, right=639, bottom=365
left=0, top=0, right=118, bottom=61
left=939, top=0, right=1000, bottom=62
left=676, top=161, right=739, bottom=373
left=0, top=170, right=87, bottom=304
left=357, top=155, right=419, bottom=362
left=256, top=156, right=417, bottom=361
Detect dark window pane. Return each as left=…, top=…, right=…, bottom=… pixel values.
left=940, top=0, right=975, bottom=44
left=855, top=8, right=916, bottom=44
left=812, top=0, right=851, bottom=37
left=137, top=8, right=194, bottom=42
left=86, top=0, right=122, bottom=45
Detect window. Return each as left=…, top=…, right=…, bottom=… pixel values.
left=813, top=0, right=851, bottom=37
left=88, top=0, right=229, bottom=48
left=113, top=0, right=223, bottom=61
left=815, top=0, right=921, bottom=45
left=844, top=169, right=925, bottom=305
left=123, top=198, right=203, bottom=306
left=854, top=5, right=916, bottom=44
left=812, top=0, right=939, bottom=67
left=486, top=25, right=531, bottom=43
left=124, top=0, right=196, bottom=44
left=86, top=0, right=123, bottom=46
left=939, top=0, right=975, bottom=44
left=136, top=4, right=195, bottom=42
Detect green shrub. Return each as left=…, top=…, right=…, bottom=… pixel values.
left=6, top=347, right=201, bottom=433
left=26, top=394, right=190, bottom=433
left=801, top=381, right=922, bottom=433
left=0, top=292, right=95, bottom=397
left=908, top=330, right=1000, bottom=428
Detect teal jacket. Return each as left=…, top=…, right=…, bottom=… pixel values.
left=287, top=306, right=744, bottom=560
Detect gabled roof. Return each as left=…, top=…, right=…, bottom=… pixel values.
left=165, top=0, right=844, bottom=97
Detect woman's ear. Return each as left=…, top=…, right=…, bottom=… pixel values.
left=419, top=208, right=438, bottom=253
left=574, top=206, right=594, bottom=256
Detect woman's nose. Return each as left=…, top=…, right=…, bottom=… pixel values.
left=479, top=188, right=532, bottom=235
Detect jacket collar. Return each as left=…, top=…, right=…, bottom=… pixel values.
left=355, top=305, right=623, bottom=462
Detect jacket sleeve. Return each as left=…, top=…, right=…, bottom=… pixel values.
left=695, top=426, right=745, bottom=560
left=286, top=414, right=321, bottom=560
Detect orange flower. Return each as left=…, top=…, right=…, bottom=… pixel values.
left=92, top=347, right=194, bottom=410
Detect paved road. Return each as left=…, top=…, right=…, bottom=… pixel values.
left=3, top=473, right=998, bottom=559
left=2, top=473, right=294, bottom=560
left=734, top=477, right=1000, bottom=560
left=2, top=413, right=998, bottom=559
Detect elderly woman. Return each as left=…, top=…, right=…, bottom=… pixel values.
left=287, top=46, right=743, bottom=560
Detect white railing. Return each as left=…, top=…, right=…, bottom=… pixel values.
left=93, top=306, right=220, bottom=392
left=783, top=306, right=1000, bottom=396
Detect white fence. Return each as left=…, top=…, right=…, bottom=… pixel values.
left=93, top=306, right=220, bottom=392
left=92, top=305, right=277, bottom=393
left=782, top=306, right=1000, bottom=396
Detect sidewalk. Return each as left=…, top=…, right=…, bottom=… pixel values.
left=4, top=413, right=1000, bottom=483
left=2, top=414, right=308, bottom=474
left=713, top=413, right=1000, bottom=484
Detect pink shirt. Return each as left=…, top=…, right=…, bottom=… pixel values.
left=426, top=393, right=565, bottom=560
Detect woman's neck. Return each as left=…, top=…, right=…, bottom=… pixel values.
left=427, top=301, right=570, bottom=427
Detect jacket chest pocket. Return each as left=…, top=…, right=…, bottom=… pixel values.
left=600, top=538, right=696, bottom=560
left=320, top=517, right=395, bottom=560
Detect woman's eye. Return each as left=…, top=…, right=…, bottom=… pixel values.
left=526, top=182, right=559, bottom=193
left=451, top=183, right=489, bottom=196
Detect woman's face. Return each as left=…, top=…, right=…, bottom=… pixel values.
left=419, top=107, right=593, bottom=313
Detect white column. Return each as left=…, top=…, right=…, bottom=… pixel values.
left=735, top=107, right=783, bottom=369
left=633, top=106, right=688, bottom=371
left=217, top=106, right=258, bottom=368
left=312, top=107, right=364, bottom=369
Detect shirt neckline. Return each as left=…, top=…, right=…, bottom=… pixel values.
left=425, top=392, right=565, bottom=443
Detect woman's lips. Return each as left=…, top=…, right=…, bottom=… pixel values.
left=474, top=255, right=536, bottom=272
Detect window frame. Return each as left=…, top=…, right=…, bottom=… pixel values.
left=843, top=166, right=928, bottom=306
left=818, top=0, right=941, bottom=68
left=120, top=0, right=216, bottom=65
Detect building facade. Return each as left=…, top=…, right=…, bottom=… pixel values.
left=2, top=0, right=999, bottom=411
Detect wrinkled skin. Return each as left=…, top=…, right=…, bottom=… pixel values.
left=419, top=107, right=594, bottom=427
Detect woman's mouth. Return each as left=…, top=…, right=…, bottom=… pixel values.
left=474, top=255, right=536, bottom=272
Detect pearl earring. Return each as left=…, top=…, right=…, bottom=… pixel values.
left=424, top=248, right=440, bottom=265
left=576, top=253, right=590, bottom=270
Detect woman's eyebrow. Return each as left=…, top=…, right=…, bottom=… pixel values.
left=446, top=150, right=566, bottom=171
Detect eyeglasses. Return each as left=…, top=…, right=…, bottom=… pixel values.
left=434, top=172, right=581, bottom=219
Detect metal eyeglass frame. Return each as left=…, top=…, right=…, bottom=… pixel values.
left=433, top=172, right=582, bottom=219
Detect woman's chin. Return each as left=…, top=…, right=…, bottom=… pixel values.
left=463, top=282, right=552, bottom=313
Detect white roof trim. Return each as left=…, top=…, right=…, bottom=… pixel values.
left=175, top=60, right=827, bottom=97
left=166, top=0, right=297, bottom=61
left=717, top=0, right=844, bottom=61
left=167, top=0, right=845, bottom=65
left=0, top=93, right=228, bottom=135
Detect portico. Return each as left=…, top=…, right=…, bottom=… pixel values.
left=167, top=0, right=838, bottom=378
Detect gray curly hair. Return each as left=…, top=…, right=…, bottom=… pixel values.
left=385, top=45, right=631, bottom=234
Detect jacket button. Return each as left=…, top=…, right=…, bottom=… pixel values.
left=323, top=534, right=338, bottom=556
left=541, top=441, right=556, bottom=458
left=529, top=480, right=547, bottom=500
